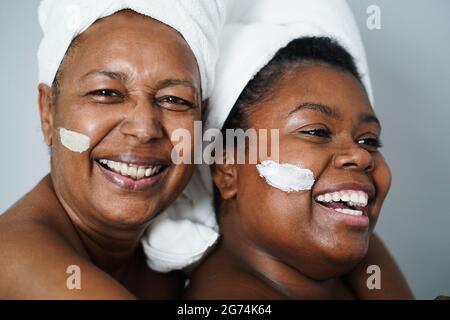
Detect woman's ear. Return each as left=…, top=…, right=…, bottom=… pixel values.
left=212, top=153, right=238, bottom=200
left=38, top=83, right=55, bottom=146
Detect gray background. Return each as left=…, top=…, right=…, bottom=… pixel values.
left=0, top=0, right=449, bottom=299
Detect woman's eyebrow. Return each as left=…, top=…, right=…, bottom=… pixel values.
left=288, top=102, right=341, bottom=119
left=154, top=78, right=198, bottom=91
left=79, top=69, right=128, bottom=83
left=359, top=113, right=381, bottom=129
left=288, top=103, right=381, bottom=129
left=78, top=72, right=197, bottom=92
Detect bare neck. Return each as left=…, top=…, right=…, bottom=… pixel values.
left=44, top=174, right=146, bottom=279
left=217, top=200, right=339, bottom=299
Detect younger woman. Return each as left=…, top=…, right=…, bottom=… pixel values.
left=185, top=36, right=413, bottom=299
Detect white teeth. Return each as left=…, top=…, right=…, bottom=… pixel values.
left=334, top=208, right=363, bottom=216
left=98, top=159, right=163, bottom=180
left=332, top=192, right=340, bottom=202
left=128, top=166, right=137, bottom=179
left=120, top=163, right=128, bottom=176
left=137, top=167, right=145, bottom=179
left=359, top=193, right=368, bottom=206
left=341, top=193, right=351, bottom=202
left=316, top=190, right=369, bottom=208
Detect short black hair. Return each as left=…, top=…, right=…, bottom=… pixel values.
left=213, top=36, right=363, bottom=213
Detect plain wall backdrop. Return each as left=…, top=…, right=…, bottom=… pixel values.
left=0, top=0, right=449, bottom=299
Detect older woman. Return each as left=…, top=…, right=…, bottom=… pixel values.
left=0, top=0, right=225, bottom=299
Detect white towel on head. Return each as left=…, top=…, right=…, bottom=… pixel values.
left=144, top=0, right=374, bottom=273
left=206, top=0, right=373, bottom=131
left=37, top=0, right=227, bottom=99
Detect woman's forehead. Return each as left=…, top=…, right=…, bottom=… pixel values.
left=249, top=64, right=374, bottom=124
left=276, top=65, right=369, bottom=108
left=58, top=10, right=200, bottom=86
left=87, top=10, right=182, bottom=39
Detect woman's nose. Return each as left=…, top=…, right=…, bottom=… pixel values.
left=119, top=97, right=164, bottom=144
left=333, top=144, right=375, bottom=173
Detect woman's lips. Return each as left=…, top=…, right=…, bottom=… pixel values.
left=315, top=201, right=370, bottom=228
left=95, top=159, right=168, bottom=192
left=313, top=189, right=371, bottom=228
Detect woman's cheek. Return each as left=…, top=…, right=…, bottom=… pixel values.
left=237, top=164, right=311, bottom=227
left=54, top=98, right=120, bottom=148
left=165, top=115, right=199, bottom=165
left=73, top=106, right=123, bottom=143
left=237, top=173, right=313, bottom=259
left=373, top=155, right=391, bottom=202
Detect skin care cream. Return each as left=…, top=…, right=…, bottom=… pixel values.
left=256, top=160, right=315, bottom=192
left=59, top=128, right=90, bottom=153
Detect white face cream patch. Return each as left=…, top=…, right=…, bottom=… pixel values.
left=59, top=128, right=91, bottom=153
left=256, top=160, right=315, bottom=193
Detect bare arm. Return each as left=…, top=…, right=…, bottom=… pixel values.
left=345, top=233, right=414, bottom=299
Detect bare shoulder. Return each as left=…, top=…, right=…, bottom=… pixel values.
left=0, top=191, right=134, bottom=299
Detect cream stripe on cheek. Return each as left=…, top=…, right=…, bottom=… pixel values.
left=59, top=128, right=91, bottom=153
left=256, top=160, right=315, bottom=193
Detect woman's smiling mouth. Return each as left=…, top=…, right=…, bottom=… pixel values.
left=98, top=159, right=164, bottom=180
left=316, top=190, right=368, bottom=216
left=95, top=157, right=169, bottom=191
left=313, top=186, right=375, bottom=228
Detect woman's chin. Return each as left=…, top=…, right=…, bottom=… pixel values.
left=92, top=200, right=162, bottom=230
left=312, top=235, right=370, bottom=274
left=326, top=242, right=369, bottom=270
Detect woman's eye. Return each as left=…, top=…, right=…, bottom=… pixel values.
left=357, top=137, right=383, bottom=149
left=92, top=89, right=120, bottom=97
left=300, top=128, right=331, bottom=138
left=155, top=96, right=194, bottom=112
left=88, top=89, right=124, bottom=102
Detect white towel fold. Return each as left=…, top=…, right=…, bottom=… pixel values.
left=141, top=164, right=219, bottom=272
left=140, top=0, right=374, bottom=273
left=38, top=0, right=227, bottom=99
